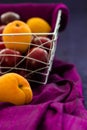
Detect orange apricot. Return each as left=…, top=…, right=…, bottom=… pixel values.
left=2, top=20, right=32, bottom=53
left=0, top=73, right=33, bottom=105
left=27, top=17, right=51, bottom=34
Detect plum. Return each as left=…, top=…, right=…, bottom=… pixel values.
left=0, top=48, right=22, bottom=67
left=32, top=36, right=53, bottom=50
left=0, top=11, right=20, bottom=24
left=26, top=47, right=48, bottom=71
left=0, top=42, right=5, bottom=50
left=0, top=25, right=5, bottom=41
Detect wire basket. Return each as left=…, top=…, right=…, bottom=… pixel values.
left=0, top=10, right=62, bottom=84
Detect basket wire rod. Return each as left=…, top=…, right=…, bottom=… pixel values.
left=49, top=9, right=62, bottom=63
left=0, top=32, right=54, bottom=36
left=54, top=10, right=62, bottom=36
left=28, top=79, right=46, bottom=85
left=45, top=10, right=62, bottom=84
left=49, top=10, right=62, bottom=69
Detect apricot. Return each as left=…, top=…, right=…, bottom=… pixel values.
left=27, top=17, right=51, bottom=34
left=0, top=73, right=33, bottom=105
left=2, top=20, right=32, bottom=53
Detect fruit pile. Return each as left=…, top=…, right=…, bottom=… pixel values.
left=0, top=11, right=53, bottom=84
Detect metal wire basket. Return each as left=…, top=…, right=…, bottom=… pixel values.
left=0, top=10, right=62, bottom=84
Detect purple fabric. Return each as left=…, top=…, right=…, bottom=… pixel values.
left=0, top=59, right=87, bottom=130
left=0, top=3, right=87, bottom=130
left=0, top=3, right=69, bottom=32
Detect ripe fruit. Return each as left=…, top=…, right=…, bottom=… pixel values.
left=0, top=25, right=5, bottom=41
left=0, top=48, right=22, bottom=67
left=0, top=42, right=5, bottom=50
left=32, top=36, right=52, bottom=50
left=27, top=17, right=51, bottom=34
left=26, top=47, right=48, bottom=70
left=0, top=73, right=33, bottom=105
left=0, top=11, right=20, bottom=24
left=2, top=20, right=32, bottom=53
left=17, top=69, right=27, bottom=77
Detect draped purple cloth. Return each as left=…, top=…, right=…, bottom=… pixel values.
left=0, top=3, right=69, bottom=32
left=0, top=3, right=87, bottom=130
left=0, top=59, right=87, bottom=130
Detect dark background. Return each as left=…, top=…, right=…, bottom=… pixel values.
left=0, top=0, right=87, bottom=108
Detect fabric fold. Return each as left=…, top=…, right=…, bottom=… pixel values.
left=0, top=59, right=87, bottom=130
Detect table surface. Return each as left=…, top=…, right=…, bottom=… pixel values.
left=55, top=10, right=87, bottom=109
